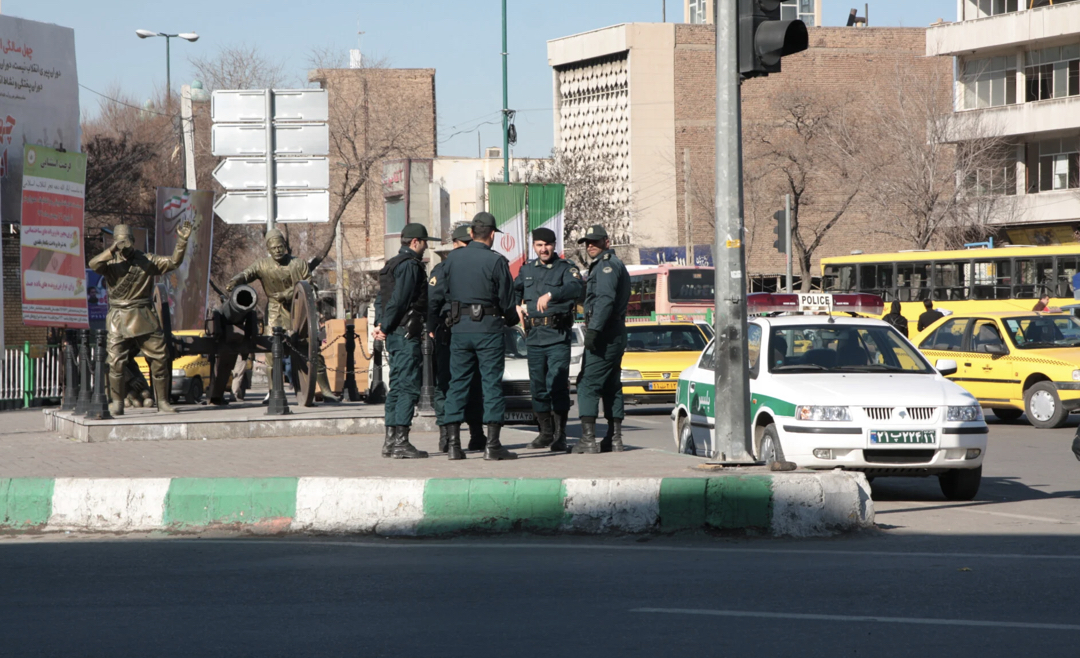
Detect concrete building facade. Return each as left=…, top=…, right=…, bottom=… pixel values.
left=927, top=0, right=1080, bottom=243
left=685, top=0, right=822, bottom=27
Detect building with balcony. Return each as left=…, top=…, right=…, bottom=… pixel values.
left=928, top=0, right=1080, bottom=242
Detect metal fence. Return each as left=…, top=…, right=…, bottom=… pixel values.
left=1, top=343, right=63, bottom=408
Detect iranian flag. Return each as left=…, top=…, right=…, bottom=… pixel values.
left=488, top=183, right=567, bottom=277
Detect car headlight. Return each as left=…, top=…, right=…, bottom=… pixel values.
left=796, top=405, right=851, bottom=422
left=621, top=369, right=643, bottom=380
left=171, top=369, right=186, bottom=378
left=1073, top=370, right=1080, bottom=381
left=947, top=405, right=983, bottom=422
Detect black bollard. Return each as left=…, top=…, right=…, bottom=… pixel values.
left=61, top=330, right=78, bottom=411
left=418, top=333, right=435, bottom=414
left=343, top=322, right=361, bottom=402
left=75, top=329, right=92, bottom=415
left=266, top=326, right=291, bottom=416
left=366, top=338, right=386, bottom=405
left=85, top=330, right=112, bottom=420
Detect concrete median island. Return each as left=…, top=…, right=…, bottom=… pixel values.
left=0, top=472, right=873, bottom=538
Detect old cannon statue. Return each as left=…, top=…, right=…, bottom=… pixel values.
left=151, top=279, right=324, bottom=408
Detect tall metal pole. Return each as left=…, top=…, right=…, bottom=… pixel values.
left=785, top=193, right=793, bottom=293
left=165, top=36, right=171, bottom=116
left=502, top=0, right=510, bottom=183
left=713, top=0, right=754, bottom=463
left=265, top=89, right=277, bottom=230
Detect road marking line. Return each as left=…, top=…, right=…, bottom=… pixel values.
left=630, top=608, right=1080, bottom=631
left=898, top=501, right=1079, bottom=525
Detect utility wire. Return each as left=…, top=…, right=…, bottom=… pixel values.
left=79, top=83, right=179, bottom=118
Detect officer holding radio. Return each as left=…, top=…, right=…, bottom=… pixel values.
left=513, top=227, right=583, bottom=452
left=439, top=212, right=517, bottom=461
left=374, top=223, right=432, bottom=459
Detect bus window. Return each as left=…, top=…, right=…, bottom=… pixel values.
left=628, top=274, right=657, bottom=316
left=896, top=262, right=931, bottom=301
left=933, top=261, right=971, bottom=301
left=1056, top=256, right=1079, bottom=298
left=973, top=259, right=1012, bottom=300
left=823, top=265, right=855, bottom=292
left=858, top=263, right=894, bottom=297
left=1015, top=259, right=1037, bottom=299
left=668, top=269, right=715, bottom=302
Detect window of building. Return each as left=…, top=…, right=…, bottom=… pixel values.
left=1026, top=138, right=1080, bottom=193
left=781, top=0, right=815, bottom=26
left=966, top=0, right=1020, bottom=19
left=962, top=56, right=1016, bottom=109
left=688, top=0, right=708, bottom=24
left=1025, top=45, right=1080, bottom=102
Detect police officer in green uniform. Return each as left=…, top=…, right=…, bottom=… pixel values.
left=440, top=212, right=517, bottom=461
left=428, top=224, right=486, bottom=453
left=374, top=223, right=432, bottom=459
left=513, top=227, right=584, bottom=452
left=575, top=224, right=631, bottom=454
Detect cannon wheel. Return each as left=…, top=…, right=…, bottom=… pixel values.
left=290, top=280, right=320, bottom=407
left=152, top=284, right=174, bottom=393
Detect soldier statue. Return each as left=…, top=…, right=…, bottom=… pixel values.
left=89, top=222, right=192, bottom=415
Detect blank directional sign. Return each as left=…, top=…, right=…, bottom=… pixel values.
left=211, top=123, right=329, bottom=157
left=214, top=190, right=330, bottom=224
left=273, top=89, right=328, bottom=122
left=211, top=90, right=267, bottom=122
left=213, top=157, right=330, bottom=190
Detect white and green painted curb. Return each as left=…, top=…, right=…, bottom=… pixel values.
left=0, top=472, right=873, bottom=538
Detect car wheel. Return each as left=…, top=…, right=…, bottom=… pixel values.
left=757, top=424, right=785, bottom=466
left=185, top=376, right=204, bottom=405
left=939, top=466, right=981, bottom=501
left=677, top=414, right=697, bottom=456
left=1024, top=382, right=1067, bottom=429
left=990, top=408, right=1023, bottom=423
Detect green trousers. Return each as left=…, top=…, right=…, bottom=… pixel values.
left=444, top=332, right=504, bottom=425
left=434, top=332, right=483, bottom=427
left=385, top=332, right=422, bottom=427
left=527, top=341, right=572, bottom=414
left=577, top=332, right=626, bottom=420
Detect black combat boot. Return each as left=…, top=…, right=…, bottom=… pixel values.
left=392, top=426, right=429, bottom=459
left=573, top=416, right=600, bottom=454
left=550, top=410, right=569, bottom=452
left=608, top=419, right=624, bottom=452
left=381, top=425, right=395, bottom=458
left=446, top=424, right=466, bottom=460
left=599, top=421, right=614, bottom=452
left=529, top=411, right=556, bottom=449
left=483, top=423, right=518, bottom=460
left=438, top=425, right=449, bottom=453
left=467, top=423, right=486, bottom=451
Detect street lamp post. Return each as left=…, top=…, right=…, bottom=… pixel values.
left=135, top=29, right=199, bottom=113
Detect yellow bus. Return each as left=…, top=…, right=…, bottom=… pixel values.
left=820, top=245, right=1080, bottom=322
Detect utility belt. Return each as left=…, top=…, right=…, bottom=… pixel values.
left=527, top=313, right=574, bottom=330
left=450, top=302, right=501, bottom=325
left=396, top=309, right=425, bottom=339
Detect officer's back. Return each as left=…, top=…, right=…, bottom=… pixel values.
left=445, top=239, right=512, bottom=334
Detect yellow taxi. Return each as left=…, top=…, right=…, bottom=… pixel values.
left=620, top=321, right=711, bottom=405
left=134, top=330, right=211, bottom=405
left=912, top=311, right=1080, bottom=428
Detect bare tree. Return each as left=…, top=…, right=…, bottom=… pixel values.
left=188, top=44, right=294, bottom=92
left=863, top=63, right=1016, bottom=250
left=747, top=87, right=866, bottom=291
left=523, top=148, right=632, bottom=263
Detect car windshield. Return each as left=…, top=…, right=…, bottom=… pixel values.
left=1003, top=315, right=1080, bottom=349
left=767, top=324, right=934, bottom=374
left=626, top=325, right=708, bottom=352
left=504, top=327, right=527, bottom=358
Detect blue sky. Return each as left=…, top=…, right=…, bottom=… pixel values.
left=10, top=1, right=953, bottom=158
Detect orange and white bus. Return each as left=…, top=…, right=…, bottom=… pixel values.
left=625, top=265, right=715, bottom=316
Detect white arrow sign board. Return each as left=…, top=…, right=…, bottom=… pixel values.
left=211, top=89, right=328, bottom=123
left=214, top=190, right=330, bottom=224
left=272, top=89, right=328, bottom=122
left=211, top=123, right=329, bottom=157
left=212, top=157, right=330, bottom=190
left=211, top=90, right=267, bottom=122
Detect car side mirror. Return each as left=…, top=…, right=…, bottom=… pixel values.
left=985, top=343, right=1008, bottom=356
left=935, top=359, right=958, bottom=377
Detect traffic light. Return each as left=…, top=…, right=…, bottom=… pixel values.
left=738, top=0, right=809, bottom=79
left=773, top=209, right=787, bottom=254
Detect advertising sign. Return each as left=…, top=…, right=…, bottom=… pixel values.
left=19, top=144, right=87, bottom=327
left=155, top=188, right=215, bottom=331
left=85, top=268, right=107, bottom=330
left=0, top=16, right=80, bottom=227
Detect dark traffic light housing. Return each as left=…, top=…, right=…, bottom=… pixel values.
left=772, top=210, right=787, bottom=253
left=738, top=0, right=809, bottom=79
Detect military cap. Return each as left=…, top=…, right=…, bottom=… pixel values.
left=265, top=228, right=286, bottom=245
left=451, top=224, right=472, bottom=243
left=112, top=224, right=133, bottom=240
left=532, top=227, right=557, bottom=244
left=401, top=223, right=433, bottom=240
left=577, top=224, right=609, bottom=244
left=471, top=211, right=502, bottom=233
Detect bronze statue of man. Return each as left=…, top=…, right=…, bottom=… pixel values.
left=89, top=222, right=192, bottom=415
left=226, top=229, right=339, bottom=403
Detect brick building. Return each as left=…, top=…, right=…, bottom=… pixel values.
left=548, top=24, right=948, bottom=286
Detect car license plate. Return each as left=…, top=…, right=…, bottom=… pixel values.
left=869, top=429, right=936, bottom=444
left=503, top=411, right=534, bottom=423
left=648, top=382, right=677, bottom=391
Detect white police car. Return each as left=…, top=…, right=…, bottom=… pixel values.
left=671, top=293, right=989, bottom=501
